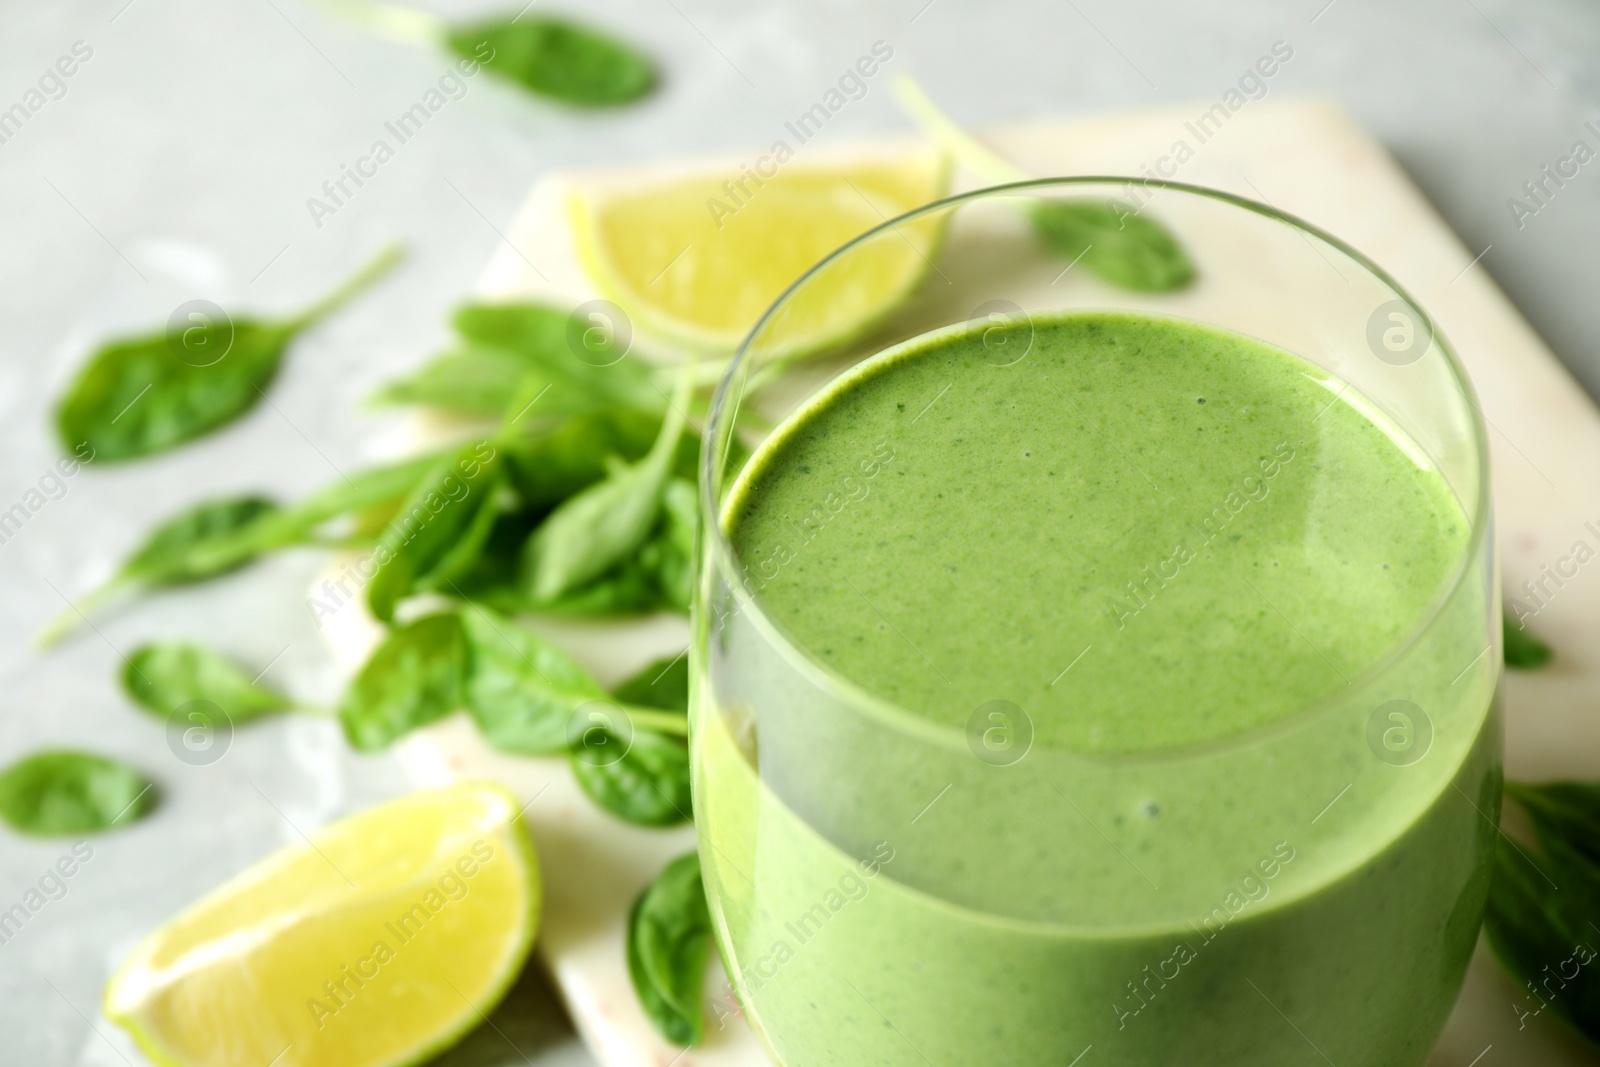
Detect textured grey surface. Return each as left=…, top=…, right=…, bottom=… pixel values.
left=0, top=0, right=1597, bottom=1063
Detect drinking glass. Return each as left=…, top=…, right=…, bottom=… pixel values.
left=691, top=178, right=1499, bottom=1066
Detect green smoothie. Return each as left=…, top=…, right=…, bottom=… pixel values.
left=694, top=311, right=1499, bottom=1065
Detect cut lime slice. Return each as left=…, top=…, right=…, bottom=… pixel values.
left=105, top=782, right=539, bottom=1067
left=569, top=148, right=950, bottom=358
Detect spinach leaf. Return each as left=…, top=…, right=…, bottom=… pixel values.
left=892, top=77, right=1196, bottom=294
left=56, top=322, right=290, bottom=462
left=503, top=473, right=697, bottom=617
left=122, top=642, right=292, bottom=723
left=54, top=244, right=403, bottom=462
left=613, top=653, right=689, bottom=713
left=1506, top=613, right=1554, bottom=670
left=36, top=447, right=455, bottom=646
left=465, top=469, right=694, bottom=618
left=373, top=346, right=543, bottom=416
left=432, top=510, right=540, bottom=609
left=376, top=303, right=660, bottom=418
left=627, top=851, right=711, bottom=1046
left=570, top=726, right=692, bottom=827
left=522, top=371, right=691, bottom=602
left=627, top=902, right=694, bottom=1047
left=0, top=750, right=155, bottom=835
left=275, top=449, right=449, bottom=540
left=446, top=18, right=655, bottom=107
left=123, top=495, right=283, bottom=583
left=1486, top=780, right=1600, bottom=1043
left=1485, top=839, right=1600, bottom=1043
left=365, top=441, right=505, bottom=622
left=1030, top=200, right=1195, bottom=292
left=636, top=478, right=697, bottom=612
left=457, top=303, right=656, bottom=408
left=460, top=605, right=606, bottom=754
left=502, top=411, right=686, bottom=510
left=339, top=613, right=467, bottom=751
left=1508, top=781, right=1600, bottom=867
left=453, top=302, right=573, bottom=351
left=38, top=495, right=284, bottom=646
left=527, top=559, right=666, bottom=616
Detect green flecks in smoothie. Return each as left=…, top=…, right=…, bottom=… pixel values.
left=726, top=311, right=1467, bottom=754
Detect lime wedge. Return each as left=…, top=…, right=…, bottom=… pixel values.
left=569, top=148, right=950, bottom=357
left=105, top=783, right=539, bottom=1067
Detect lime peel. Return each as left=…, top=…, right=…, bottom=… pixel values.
left=568, top=147, right=951, bottom=359
left=105, top=782, right=540, bottom=1067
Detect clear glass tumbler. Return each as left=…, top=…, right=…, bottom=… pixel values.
left=691, top=179, right=1499, bottom=1066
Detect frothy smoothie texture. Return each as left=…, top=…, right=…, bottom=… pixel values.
left=694, top=311, right=1498, bottom=1066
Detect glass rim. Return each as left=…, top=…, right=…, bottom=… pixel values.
left=698, top=175, right=1494, bottom=766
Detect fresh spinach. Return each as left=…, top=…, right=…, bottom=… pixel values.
left=373, top=346, right=542, bottom=416
left=365, top=441, right=505, bottom=622
left=1486, top=780, right=1600, bottom=1043
left=460, top=605, right=606, bottom=754
left=339, top=613, right=467, bottom=751
left=521, top=369, right=691, bottom=602
left=546, top=476, right=695, bottom=614
left=447, top=18, right=655, bottom=107
left=375, top=303, right=660, bottom=418
left=627, top=851, right=712, bottom=1046
left=341, top=603, right=687, bottom=760
left=55, top=244, right=403, bottom=462
left=613, top=652, right=689, bottom=713
left=430, top=513, right=538, bottom=611
left=1507, top=781, right=1600, bottom=866
left=38, top=495, right=283, bottom=646
left=528, top=558, right=668, bottom=616
left=44, top=371, right=700, bottom=644
left=35, top=447, right=463, bottom=645
left=453, top=302, right=576, bottom=351
left=0, top=750, right=155, bottom=835
left=120, top=495, right=283, bottom=582
left=501, top=411, right=663, bottom=510
left=517, top=484, right=697, bottom=617
left=122, top=642, right=291, bottom=723
left=1030, top=200, right=1196, bottom=292
left=570, top=726, right=692, bottom=827
left=457, top=303, right=655, bottom=408
left=1506, top=613, right=1554, bottom=670
left=455, top=471, right=694, bottom=618
left=891, top=75, right=1197, bottom=293
left=275, top=449, right=451, bottom=540
left=637, top=478, right=697, bottom=612
left=56, top=322, right=291, bottom=462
